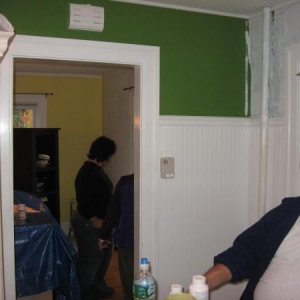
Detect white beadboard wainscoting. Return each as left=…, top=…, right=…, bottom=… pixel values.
left=153, top=116, right=288, bottom=300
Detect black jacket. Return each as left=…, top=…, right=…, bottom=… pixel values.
left=75, top=161, right=113, bottom=219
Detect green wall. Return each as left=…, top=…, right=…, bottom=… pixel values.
left=2, top=0, right=248, bottom=116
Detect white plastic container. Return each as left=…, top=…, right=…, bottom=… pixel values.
left=18, top=203, right=26, bottom=220
left=189, top=275, right=209, bottom=300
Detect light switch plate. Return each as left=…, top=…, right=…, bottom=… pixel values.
left=160, top=157, right=175, bottom=179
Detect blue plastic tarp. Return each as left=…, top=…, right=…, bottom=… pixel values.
left=14, top=191, right=81, bottom=299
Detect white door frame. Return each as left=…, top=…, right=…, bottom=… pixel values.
left=0, top=35, right=160, bottom=299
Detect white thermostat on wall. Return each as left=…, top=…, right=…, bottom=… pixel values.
left=160, top=157, right=175, bottom=179
left=69, top=4, right=104, bottom=32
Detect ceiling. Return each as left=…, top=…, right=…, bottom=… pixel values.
left=14, top=0, right=295, bottom=76
left=111, top=0, right=295, bottom=18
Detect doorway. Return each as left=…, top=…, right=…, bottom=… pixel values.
left=13, top=58, right=135, bottom=215
left=13, top=59, right=134, bottom=300
left=0, top=35, right=159, bottom=299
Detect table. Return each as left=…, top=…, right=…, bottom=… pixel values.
left=14, top=191, right=81, bottom=299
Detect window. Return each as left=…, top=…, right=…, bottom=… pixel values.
left=13, top=94, right=47, bottom=128
left=13, top=106, right=36, bottom=128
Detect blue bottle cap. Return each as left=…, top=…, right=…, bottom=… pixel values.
left=141, top=257, right=148, bottom=264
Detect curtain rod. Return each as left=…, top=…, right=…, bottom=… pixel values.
left=123, top=86, right=134, bottom=91
left=14, top=93, right=54, bottom=96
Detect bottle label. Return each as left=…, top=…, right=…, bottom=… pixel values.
left=191, top=291, right=209, bottom=300
left=190, top=285, right=209, bottom=300
left=133, top=282, right=156, bottom=298
left=18, top=204, right=26, bottom=220
left=194, top=294, right=208, bottom=300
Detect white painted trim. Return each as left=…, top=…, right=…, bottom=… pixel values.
left=0, top=34, right=159, bottom=299
left=60, top=222, right=70, bottom=236
left=0, top=31, right=14, bottom=57
left=268, top=117, right=287, bottom=127
left=110, top=0, right=249, bottom=19
left=15, top=71, right=104, bottom=78
left=0, top=51, right=15, bottom=299
left=286, top=43, right=300, bottom=197
left=257, top=7, right=271, bottom=218
left=158, top=115, right=287, bottom=127
left=159, top=115, right=260, bottom=127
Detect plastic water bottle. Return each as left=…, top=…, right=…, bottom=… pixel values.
left=189, top=275, right=209, bottom=300
left=133, top=257, right=156, bottom=300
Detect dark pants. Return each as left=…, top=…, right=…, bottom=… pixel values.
left=118, top=247, right=134, bottom=300
left=72, top=211, right=113, bottom=300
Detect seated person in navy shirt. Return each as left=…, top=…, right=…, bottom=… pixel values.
left=203, top=196, right=300, bottom=300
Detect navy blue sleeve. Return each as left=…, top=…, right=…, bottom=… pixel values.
left=213, top=205, right=279, bottom=282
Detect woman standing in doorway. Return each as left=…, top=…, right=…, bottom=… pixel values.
left=72, top=136, right=116, bottom=300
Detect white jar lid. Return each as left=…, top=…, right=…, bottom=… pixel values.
left=192, top=275, right=206, bottom=285
left=170, top=284, right=182, bottom=294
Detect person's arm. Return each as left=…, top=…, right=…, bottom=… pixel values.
left=98, top=178, right=123, bottom=240
left=203, top=263, right=232, bottom=291
left=89, top=216, right=103, bottom=228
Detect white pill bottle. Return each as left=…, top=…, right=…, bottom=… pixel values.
left=189, top=275, right=209, bottom=300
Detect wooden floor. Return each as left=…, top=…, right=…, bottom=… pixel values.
left=71, top=235, right=124, bottom=299
left=104, top=248, right=124, bottom=300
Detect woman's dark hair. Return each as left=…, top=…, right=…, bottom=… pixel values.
left=87, top=136, right=116, bottom=163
